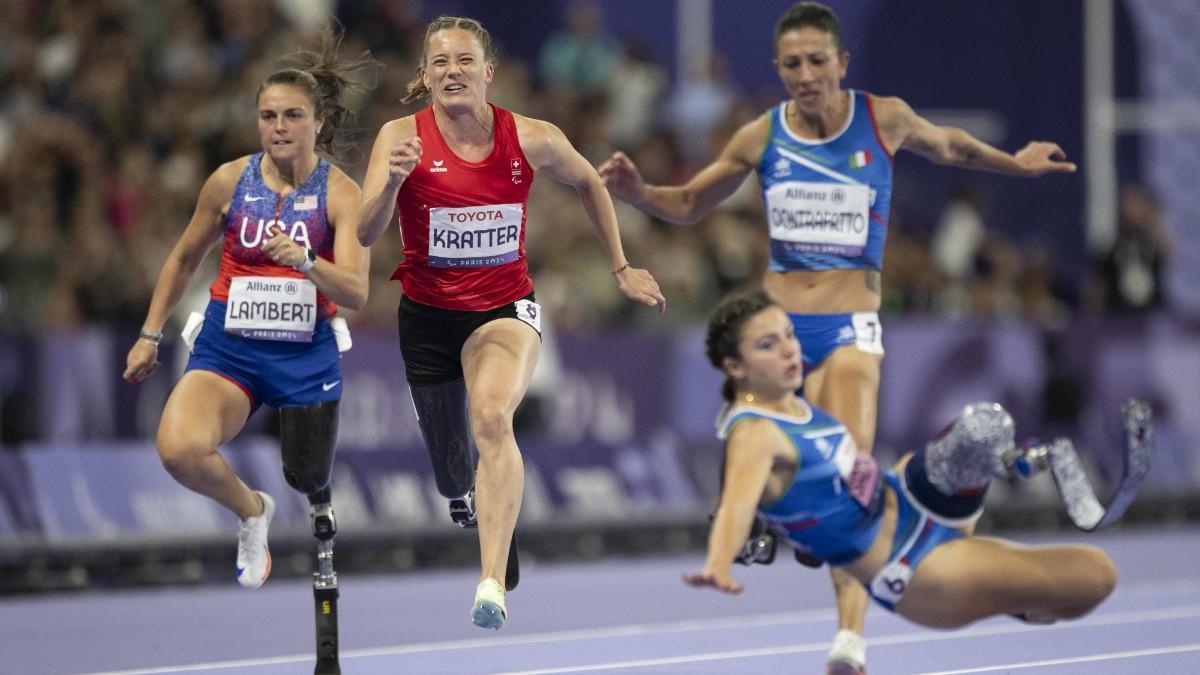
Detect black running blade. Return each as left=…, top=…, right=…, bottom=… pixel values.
left=505, top=530, right=520, bottom=591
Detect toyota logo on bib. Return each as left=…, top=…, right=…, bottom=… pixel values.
left=285, top=282, right=298, bottom=295
left=831, top=188, right=845, bottom=205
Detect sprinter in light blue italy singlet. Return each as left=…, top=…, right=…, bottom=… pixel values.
left=757, top=90, right=893, bottom=369
left=719, top=400, right=884, bottom=566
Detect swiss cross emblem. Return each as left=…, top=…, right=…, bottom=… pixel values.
left=511, top=159, right=522, bottom=171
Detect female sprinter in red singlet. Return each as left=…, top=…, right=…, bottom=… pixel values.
left=357, top=15, right=665, bottom=631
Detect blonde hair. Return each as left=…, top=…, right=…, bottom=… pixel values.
left=402, top=16, right=496, bottom=104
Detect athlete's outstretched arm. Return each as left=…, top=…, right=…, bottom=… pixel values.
left=685, top=419, right=779, bottom=594
left=262, top=169, right=370, bottom=309
left=358, top=117, right=422, bottom=246
left=874, top=95, right=1077, bottom=177
left=520, top=116, right=666, bottom=313
left=598, top=116, right=766, bottom=225
left=123, top=163, right=237, bottom=383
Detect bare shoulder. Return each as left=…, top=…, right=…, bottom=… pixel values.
left=512, top=112, right=567, bottom=167
left=726, top=416, right=788, bottom=457
left=866, top=94, right=916, bottom=128
left=327, top=163, right=362, bottom=196
left=380, top=115, right=418, bottom=140
left=724, top=113, right=772, bottom=164
left=513, top=113, right=560, bottom=145
left=203, top=156, right=250, bottom=201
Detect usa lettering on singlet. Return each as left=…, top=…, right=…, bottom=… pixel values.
left=225, top=276, right=318, bottom=342
left=427, top=203, right=524, bottom=268
left=210, top=153, right=337, bottom=323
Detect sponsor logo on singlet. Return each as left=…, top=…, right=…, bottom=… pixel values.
left=225, top=276, right=317, bottom=342
left=764, top=181, right=870, bottom=256
left=427, top=203, right=523, bottom=268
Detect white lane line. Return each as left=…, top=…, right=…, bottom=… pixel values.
left=84, top=608, right=839, bottom=674
left=917, top=643, right=1200, bottom=674
left=82, top=576, right=1200, bottom=675
left=491, top=605, right=1200, bottom=675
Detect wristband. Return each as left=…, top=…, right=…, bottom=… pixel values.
left=611, top=262, right=631, bottom=275
left=295, top=247, right=317, bottom=273
left=139, top=329, right=164, bottom=345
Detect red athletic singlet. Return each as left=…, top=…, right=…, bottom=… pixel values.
left=389, top=104, right=535, bottom=311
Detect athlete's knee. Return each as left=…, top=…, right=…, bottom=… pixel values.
left=1079, top=546, right=1118, bottom=604
left=470, top=401, right=515, bottom=447
left=155, top=431, right=211, bottom=477
left=280, top=401, right=339, bottom=497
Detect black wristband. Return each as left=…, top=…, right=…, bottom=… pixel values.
left=611, top=262, right=631, bottom=275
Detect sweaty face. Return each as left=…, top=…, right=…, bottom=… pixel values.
left=774, top=27, right=848, bottom=117
left=423, top=28, right=494, bottom=111
left=730, top=306, right=804, bottom=395
left=257, top=85, right=320, bottom=163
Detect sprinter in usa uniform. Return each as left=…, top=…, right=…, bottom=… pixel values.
left=123, top=34, right=374, bottom=600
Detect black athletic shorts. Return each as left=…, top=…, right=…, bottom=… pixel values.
left=397, top=292, right=542, bottom=386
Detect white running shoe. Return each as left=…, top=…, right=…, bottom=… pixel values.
left=471, top=577, right=507, bottom=630
left=826, top=629, right=867, bottom=675
left=236, top=491, right=275, bottom=589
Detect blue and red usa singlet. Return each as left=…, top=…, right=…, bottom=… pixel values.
left=210, top=153, right=338, bottom=326
left=390, top=104, right=535, bottom=311
left=758, top=90, right=894, bottom=272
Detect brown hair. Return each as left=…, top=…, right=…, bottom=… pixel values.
left=402, top=16, right=496, bottom=104
left=775, top=2, right=844, bottom=53
left=705, top=290, right=777, bottom=402
left=257, top=23, right=380, bottom=160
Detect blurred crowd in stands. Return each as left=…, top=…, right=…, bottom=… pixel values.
left=0, top=0, right=1173, bottom=338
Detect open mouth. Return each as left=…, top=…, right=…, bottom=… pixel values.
left=444, top=83, right=466, bottom=93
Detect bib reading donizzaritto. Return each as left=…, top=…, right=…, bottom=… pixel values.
left=757, top=90, right=893, bottom=271
left=427, top=203, right=524, bottom=268
left=764, top=181, right=871, bottom=258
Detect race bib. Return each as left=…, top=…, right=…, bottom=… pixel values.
left=870, top=559, right=913, bottom=606
left=765, top=181, right=870, bottom=256
left=225, top=276, right=317, bottom=342
left=514, top=298, right=542, bottom=334
left=831, top=434, right=883, bottom=513
left=428, top=203, right=523, bottom=268
left=852, top=312, right=884, bottom=355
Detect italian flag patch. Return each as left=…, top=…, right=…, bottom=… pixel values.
left=849, top=150, right=871, bottom=169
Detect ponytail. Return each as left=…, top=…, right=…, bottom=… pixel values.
left=258, top=22, right=380, bottom=161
